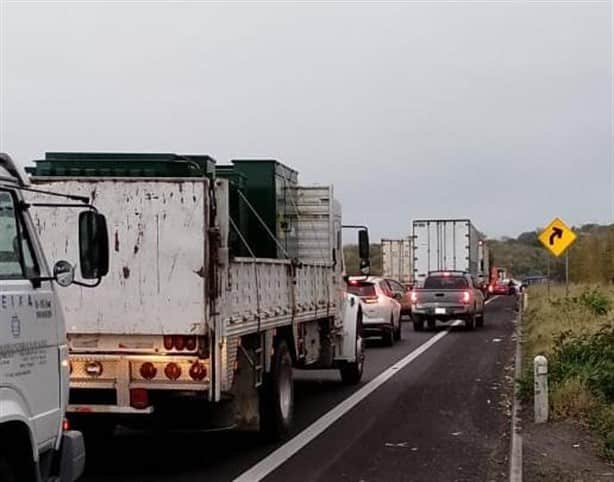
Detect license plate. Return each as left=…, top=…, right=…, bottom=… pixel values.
left=435, top=307, right=446, bottom=315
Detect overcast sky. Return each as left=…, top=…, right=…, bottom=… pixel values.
left=1, top=1, right=612, bottom=240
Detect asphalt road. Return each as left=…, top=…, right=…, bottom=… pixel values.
left=82, top=295, right=517, bottom=482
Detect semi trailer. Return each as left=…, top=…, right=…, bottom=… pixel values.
left=411, top=219, right=486, bottom=287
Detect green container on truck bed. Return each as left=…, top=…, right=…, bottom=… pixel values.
left=226, top=160, right=298, bottom=260
left=216, top=165, right=249, bottom=257
left=27, top=152, right=216, bottom=178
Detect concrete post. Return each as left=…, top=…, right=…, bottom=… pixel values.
left=534, top=355, right=548, bottom=423
left=522, top=292, right=528, bottom=312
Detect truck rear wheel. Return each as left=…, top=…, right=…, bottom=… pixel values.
left=260, top=339, right=294, bottom=441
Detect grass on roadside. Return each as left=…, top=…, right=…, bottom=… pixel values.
left=518, top=284, right=614, bottom=462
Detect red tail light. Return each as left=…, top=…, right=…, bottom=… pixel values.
left=462, top=291, right=471, bottom=304
left=174, top=335, right=185, bottom=351
left=189, top=361, right=207, bottom=381
left=164, top=362, right=181, bottom=380
left=185, top=336, right=197, bottom=351
left=488, top=285, right=494, bottom=293
left=361, top=296, right=379, bottom=304
left=140, top=362, right=157, bottom=380
left=130, top=388, right=149, bottom=409
left=410, top=291, right=418, bottom=303
left=63, top=418, right=70, bottom=431
left=163, top=335, right=174, bottom=350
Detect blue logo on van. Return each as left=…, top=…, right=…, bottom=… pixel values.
left=11, top=315, right=21, bottom=338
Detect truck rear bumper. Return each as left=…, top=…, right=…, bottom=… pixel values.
left=69, top=354, right=210, bottom=413
left=68, top=404, right=153, bottom=414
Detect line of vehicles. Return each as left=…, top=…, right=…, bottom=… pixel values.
left=1, top=152, right=373, bottom=481
left=0, top=152, right=522, bottom=481
left=380, top=219, right=523, bottom=332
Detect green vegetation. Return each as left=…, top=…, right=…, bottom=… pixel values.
left=343, top=244, right=382, bottom=276
left=520, top=285, right=614, bottom=461
left=490, top=224, right=614, bottom=282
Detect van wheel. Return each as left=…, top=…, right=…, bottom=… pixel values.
left=0, top=456, right=16, bottom=482
left=260, top=339, right=294, bottom=441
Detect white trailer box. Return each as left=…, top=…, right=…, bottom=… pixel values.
left=381, top=238, right=412, bottom=285
left=411, top=219, right=482, bottom=286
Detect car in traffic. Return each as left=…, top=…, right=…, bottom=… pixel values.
left=489, top=279, right=511, bottom=295
left=347, top=277, right=402, bottom=345
left=384, top=277, right=412, bottom=317
left=410, top=271, right=485, bottom=330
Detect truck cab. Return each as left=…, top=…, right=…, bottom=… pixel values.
left=0, top=154, right=109, bottom=482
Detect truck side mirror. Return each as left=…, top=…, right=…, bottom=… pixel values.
left=358, top=229, right=370, bottom=275
left=358, top=229, right=370, bottom=260
left=79, top=211, right=109, bottom=279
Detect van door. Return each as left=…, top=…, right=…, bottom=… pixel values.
left=0, top=189, right=60, bottom=446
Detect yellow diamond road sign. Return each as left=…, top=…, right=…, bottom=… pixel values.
left=538, top=217, right=577, bottom=257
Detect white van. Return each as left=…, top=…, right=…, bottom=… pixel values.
left=0, top=154, right=109, bottom=482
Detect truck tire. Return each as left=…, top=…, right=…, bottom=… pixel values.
left=0, top=455, right=16, bottom=482
left=427, top=318, right=436, bottom=330
left=340, top=311, right=364, bottom=385
left=465, top=315, right=475, bottom=330
left=260, top=339, right=294, bottom=441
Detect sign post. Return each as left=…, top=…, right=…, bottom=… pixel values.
left=539, top=217, right=577, bottom=295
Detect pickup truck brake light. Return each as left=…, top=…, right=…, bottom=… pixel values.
left=462, top=291, right=472, bottom=304
left=410, top=291, right=418, bottom=303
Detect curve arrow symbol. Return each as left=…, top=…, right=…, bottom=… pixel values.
left=549, top=227, right=563, bottom=246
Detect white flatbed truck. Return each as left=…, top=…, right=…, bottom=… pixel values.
left=28, top=153, right=369, bottom=439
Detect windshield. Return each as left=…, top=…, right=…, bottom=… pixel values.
left=424, top=276, right=468, bottom=289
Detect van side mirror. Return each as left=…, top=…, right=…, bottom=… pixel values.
left=79, top=211, right=109, bottom=279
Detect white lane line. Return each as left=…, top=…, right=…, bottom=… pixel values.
left=234, top=320, right=463, bottom=482
left=510, top=302, right=523, bottom=482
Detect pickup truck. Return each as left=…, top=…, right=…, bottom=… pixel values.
left=409, top=271, right=485, bottom=331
